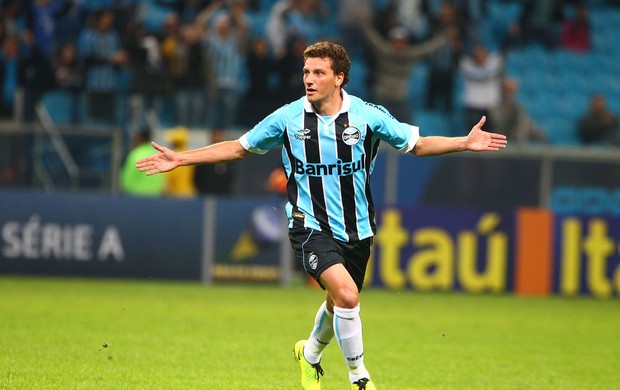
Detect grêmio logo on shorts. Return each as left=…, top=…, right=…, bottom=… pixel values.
left=307, top=252, right=318, bottom=270
left=294, top=155, right=365, bottom=176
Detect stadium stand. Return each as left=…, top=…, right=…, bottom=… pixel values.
left=4, top=0, right=619, bottom=148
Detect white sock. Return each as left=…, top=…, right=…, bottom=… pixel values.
left=304, top=301, right=334, bottom=365
left=333, top=305, right=370, bottom=383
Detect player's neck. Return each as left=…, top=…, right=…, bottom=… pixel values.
left=312, top=90, right=343, bottom=116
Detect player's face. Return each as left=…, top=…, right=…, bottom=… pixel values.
left=303, top=57, right=343, bottom=106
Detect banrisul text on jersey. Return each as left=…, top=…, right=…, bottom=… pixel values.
left=294, top=156, right=365, bottom=176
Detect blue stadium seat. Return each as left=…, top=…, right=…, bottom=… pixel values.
left=409, top=62, right=429, bottom=110
left=347, top=59, right=368, bottom=98
left=250, top=10, right=269, bottom=36
left=41, top=91, right=75, bottom=124
left=414, top=110, right=451, bottom=137
left=542, top=116, right=580, bottom=146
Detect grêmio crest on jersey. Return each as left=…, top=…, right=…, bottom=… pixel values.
left=342, top=125, right=361, bottom=146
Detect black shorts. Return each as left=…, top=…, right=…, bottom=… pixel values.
left=288, top=228, right=373, bottom=292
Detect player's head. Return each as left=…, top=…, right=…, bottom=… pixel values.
left=303, top=41, right=350, bottom=87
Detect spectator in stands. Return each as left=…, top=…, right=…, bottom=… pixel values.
left=335, top=0, right=371, bottom=57
left=204, top=11, right=248, bottom=132
left=427, top=1, right=465, bottom=41
left=176, top=0, right=211, bottom=25
left=173, top=23, right=215, bottom=128
left=561, top=2, right=591, bottom=52
left=18, top=29, right=56, bottom=122
left=78, top=9, right=127, bottom=123
left=53, top=41, right=83, bottom=124
left=287, top=0, right=331, bottom=45
left=240, top=37, right=277, bottom=126
left=125, top=22, right=168, bottom=129
left=276, top=36, right=307, bottom=106
left=160, top=13, right=181, bottom=81
left=425, top=25, right=462, bottom=113
left=265, top=0, right=291, bottom=57
left=196, top=0, right=250, bottom=37
left=394, top=0, right=431, bottom=42
left=456, top=0, right=488, bottom=48
left=26, top=0, right=73, bottom=59
left=459, top=43, right=504, bottom=131
left=509, top=0, right=564, bottom=49
left=53, top=0, right=86, bottom=46
left=266, top=0, right=330, bottom=58
left=489, top=78, right=547, bottom=145
left=0, top=34, right=33, bottom=184
left=0, top=34, right=20, bottom=119
left=120, top=127, right=166, bottom=196
left=1, top=0, right=25, bottom=39
left=120, top=128, right=166, bottom=196
left=164, top=126, right=197, bottom=197
left=359, top=12, right=445, bottom=123
left=370, top=0, right=399, bottom=38
left=577, top=93, right=620, bottom=146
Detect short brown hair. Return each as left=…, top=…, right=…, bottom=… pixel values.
left=303, top=41, right=350, bottom=87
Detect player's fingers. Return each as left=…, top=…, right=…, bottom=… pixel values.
left=474, top=115, right=486, bottom=130
left=135, top=158, right=153, bottom=169
left=151, top=141, right=166, bottom=153
left=489, top=140, right=507, bottom=149
left=136, top=152, right=165, bottom=167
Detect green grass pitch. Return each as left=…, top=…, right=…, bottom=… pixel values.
left=1, top=276, right=619, bottom=389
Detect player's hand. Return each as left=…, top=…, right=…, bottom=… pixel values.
left=466, top=116, right=507, bottom=152
left=136, top=142, right=180, bottom=175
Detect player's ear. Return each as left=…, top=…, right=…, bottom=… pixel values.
left=335, top=72, right=344, bottom=86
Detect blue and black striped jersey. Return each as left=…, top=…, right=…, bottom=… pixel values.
left=239, top=91, right=419, bottom=242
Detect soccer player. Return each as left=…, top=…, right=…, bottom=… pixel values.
left=136, top=41, right=507, bottom=389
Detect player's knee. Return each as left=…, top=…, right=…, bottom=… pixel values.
left=332, top=287, right=359, bottom=309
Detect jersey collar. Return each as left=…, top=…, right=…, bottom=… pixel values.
left=303, top=89, right=351, bottom=115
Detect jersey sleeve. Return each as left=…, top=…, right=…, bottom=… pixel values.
left=238, top=105, right=289, bottom=154
left=366, top=104, right=420, bottom=153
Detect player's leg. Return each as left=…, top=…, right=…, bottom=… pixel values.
left=320, top=265, right=374, bottom=388
left=298, top=264, right=360, bottom=374
left=290, top=229, right=335, bottom=389
left=292, top=296, right=335, bottom=389
left=303, top=299, right=335, bottom=365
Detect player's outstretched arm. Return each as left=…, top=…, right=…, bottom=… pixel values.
left=411, top=116, right=507, bottom=157
left=136, top=140, right=251, bottom=176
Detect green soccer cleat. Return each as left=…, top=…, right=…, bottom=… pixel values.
left=351, top=378, right=376, bottom=390
left=293, top=340, right=324, bottom=390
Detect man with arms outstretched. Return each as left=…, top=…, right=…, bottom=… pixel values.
left=137, top=41, right=507, bottom=389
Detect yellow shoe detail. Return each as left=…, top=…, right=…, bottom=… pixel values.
left=351, top=378, right=376, bottom=390
left=293, top=340, right=323, bottom=390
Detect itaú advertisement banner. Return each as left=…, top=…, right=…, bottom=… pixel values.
left=366, top=207, right=620, bottom=298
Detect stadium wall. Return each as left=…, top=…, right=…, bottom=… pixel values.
left=1, top=189, right=619, bottom=298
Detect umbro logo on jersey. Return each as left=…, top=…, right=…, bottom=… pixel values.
left=294, top=128, right=311, bottom=141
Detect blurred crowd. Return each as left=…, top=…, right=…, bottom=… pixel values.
left=1, top=0, right=619, bottom=163
left=1, top=0, right=341, bottom=131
